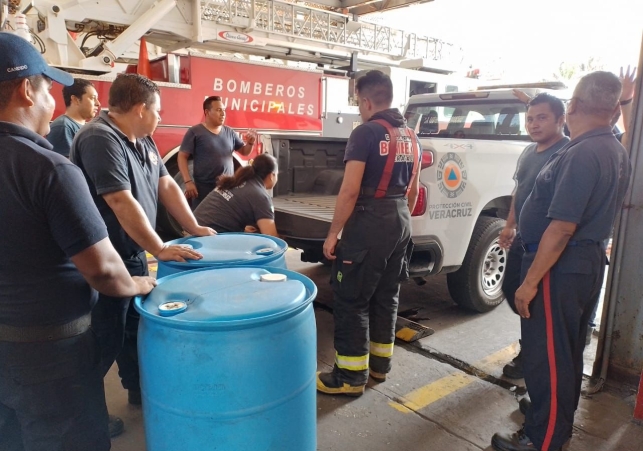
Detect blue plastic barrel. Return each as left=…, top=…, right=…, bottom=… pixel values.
left=156, top=233, right=288, bottom=278
left=134, top=266, right=318, bottom=451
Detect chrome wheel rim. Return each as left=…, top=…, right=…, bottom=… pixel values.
left=480, top=238, right=506, bottom=298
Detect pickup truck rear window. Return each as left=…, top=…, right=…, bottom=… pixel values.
left=405, top=100, right=531, bottom=141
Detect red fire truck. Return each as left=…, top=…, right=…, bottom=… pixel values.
left=2, top=0, right=472, bottom=236
left=1, top=0, right=471, bottom=235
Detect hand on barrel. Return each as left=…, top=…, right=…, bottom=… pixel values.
left=133, top=276, right=157, bottom=295
left=157, top=244, right=204, bottom=263
left=186, top=225, right=216, bottom=237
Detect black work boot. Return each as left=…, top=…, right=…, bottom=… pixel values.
left=519, top=397, right=532, bottom=415
left=108, top=415, right=124, bottom=438
left=491, top=430, right=537, bottom=451
left=503, top=342, right=524, bottom=379
left=128, top=389, right=142, bottom=406
left=492, top=429, right=562, bottom=451
left=316, top=371, right=365, bottom=397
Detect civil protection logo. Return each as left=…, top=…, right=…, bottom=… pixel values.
left=437, top=152, right=467, bottom=198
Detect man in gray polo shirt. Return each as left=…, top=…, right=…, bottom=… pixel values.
left=47, top=78, right=100, bottom=157
left=178, top=95, right=256, bottom=208
left=71, top=73, right=215, bottom=434
left=499, top=93, right=569, bottom=380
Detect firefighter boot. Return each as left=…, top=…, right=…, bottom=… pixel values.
left=316, top=371, right=365, bottom=397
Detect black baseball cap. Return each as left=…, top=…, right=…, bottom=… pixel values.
left=0, top=32, right=73, bottom=86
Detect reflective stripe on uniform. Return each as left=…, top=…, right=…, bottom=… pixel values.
left=370, top=341, right=394, bottom=358
left=541, top=271, right=558, bottom=451
left=335, top=352, right=369, bottom=371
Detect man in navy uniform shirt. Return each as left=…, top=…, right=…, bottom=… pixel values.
left=0, top=32, right=155, bottom=451
left=492, top=72, right=632, bottom=451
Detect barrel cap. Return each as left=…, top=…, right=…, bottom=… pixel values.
left=260, top=273, right=287, bottom=282
left=158, top=301, right=188, bottom=317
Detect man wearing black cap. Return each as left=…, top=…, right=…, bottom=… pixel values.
left=0, top=32, right=157, bottom=451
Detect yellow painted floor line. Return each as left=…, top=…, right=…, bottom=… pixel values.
left=389, top=342, right=519, bottom=414
left=475, top=342, right=519, bottom=374
left=393, top=372, right=478, bottom=412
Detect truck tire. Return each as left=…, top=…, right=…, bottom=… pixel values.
left=156, top=159, right=190, bottom=239
left=447, top=216, right=507, bottom=313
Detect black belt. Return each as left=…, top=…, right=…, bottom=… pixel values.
left=0, top=314, right=91, bottom=343
left=359, top=186, right=407, bottom=198
left=522, top=239, right=599, bottom=253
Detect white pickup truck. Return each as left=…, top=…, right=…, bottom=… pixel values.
left=271, top=88, right=547, bottom=312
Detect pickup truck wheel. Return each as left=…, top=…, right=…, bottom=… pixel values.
left=447, top=216, right=507, bottom=313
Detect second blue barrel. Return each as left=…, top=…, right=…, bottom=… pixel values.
left=156, top=233, right=288, bottom=278
left=135, top=266, right=318, bottom=451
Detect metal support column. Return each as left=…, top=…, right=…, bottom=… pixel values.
left=602, top=34, right=643, bottom=386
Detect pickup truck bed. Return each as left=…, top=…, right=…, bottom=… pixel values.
left=273, top=195, right=336, bottom=245
left=273, top=193, right=441, bottom=276
left=273, top=195, right=336, bottom=223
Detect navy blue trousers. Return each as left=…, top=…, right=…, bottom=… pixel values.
left=0, top=331, right=110, bottom=451
left=331, top=198, right=411, bottom=385
left=521, top=245, right=605, bottom=451
left=92, top=251, right=147, bottom=391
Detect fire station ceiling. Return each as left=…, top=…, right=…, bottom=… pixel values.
left=304, top=0, right=435, bottom=16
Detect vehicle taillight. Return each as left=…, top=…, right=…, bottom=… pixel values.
left=412, top=185, right=427, bottom=216
left=421, top=150, right=434, bottom=169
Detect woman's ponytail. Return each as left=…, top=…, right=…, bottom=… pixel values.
left=216, top=154, right=277, bottom=190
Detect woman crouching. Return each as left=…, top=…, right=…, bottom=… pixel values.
left=194, top=154, right=279, bottom=236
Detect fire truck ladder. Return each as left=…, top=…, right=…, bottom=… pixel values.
left=199, top=0, right=462, bottom=63
left=16, top=0, right=462, bottom=72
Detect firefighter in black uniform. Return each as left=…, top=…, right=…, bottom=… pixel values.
left=491, top=72, right=632, bottom=451
left=316, top=70, right=421, bottom=396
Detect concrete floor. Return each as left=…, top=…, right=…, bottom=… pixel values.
left=106, top=249, right=643, bottom=451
